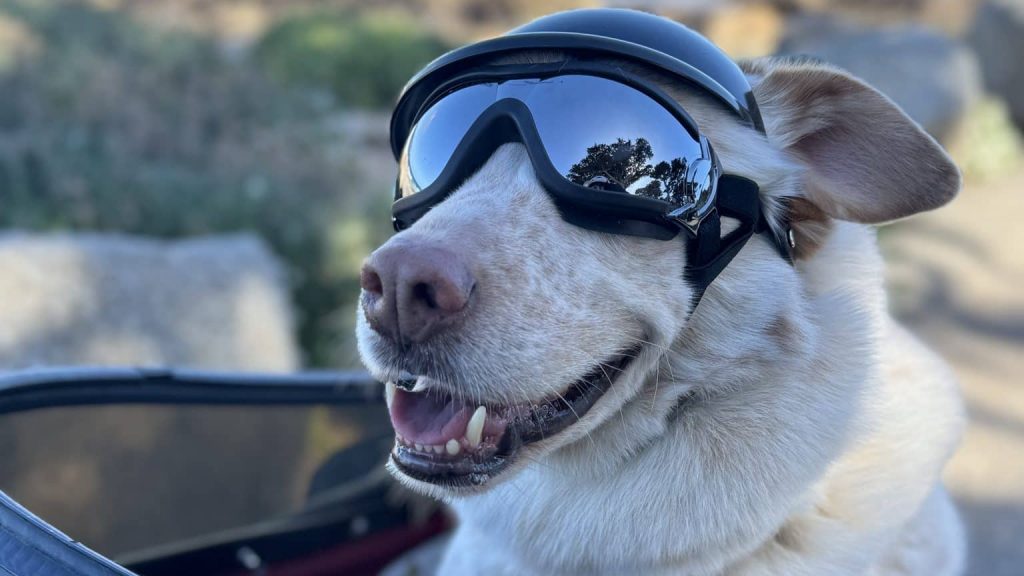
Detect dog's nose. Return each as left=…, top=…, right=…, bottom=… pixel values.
left=360, top=241, right=475, bottom=343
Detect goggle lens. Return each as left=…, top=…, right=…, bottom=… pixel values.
left=399, top=75, right=706, bottom=208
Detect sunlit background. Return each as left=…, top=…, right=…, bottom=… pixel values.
left=0, top=1, right=1021, bottom=574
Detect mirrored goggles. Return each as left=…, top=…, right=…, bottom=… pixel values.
left=390, top=66, right=746, bottom=240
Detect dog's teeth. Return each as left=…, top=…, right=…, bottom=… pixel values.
left=446, top=438, right=461, bottom=455
left=432, top=444, right=443, bottom=454
left=466, top=405, right=486, bottom=448
left=415, top=443, right=424, bottom=452
left=385, top=381, right=396, bottom=404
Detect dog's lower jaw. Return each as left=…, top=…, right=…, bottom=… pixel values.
left=441, top=365, right=858, bottom=575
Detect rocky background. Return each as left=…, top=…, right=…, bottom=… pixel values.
left=0, top=0, right=1021, bottom=573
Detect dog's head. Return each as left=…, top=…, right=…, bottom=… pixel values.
left=356, top=53, right=959, bottom=498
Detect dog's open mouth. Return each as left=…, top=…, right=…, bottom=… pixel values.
left=387, top=345, right=641, bottom=487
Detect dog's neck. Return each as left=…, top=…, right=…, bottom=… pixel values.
left=447, top=223, right=886, bottom=575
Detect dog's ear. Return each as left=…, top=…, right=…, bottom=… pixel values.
left=742, top=57, right=960, bottom=228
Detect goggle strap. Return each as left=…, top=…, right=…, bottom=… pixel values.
left=686, top=175, right=791, bottom=311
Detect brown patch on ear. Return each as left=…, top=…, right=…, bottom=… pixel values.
left=784, top=197, right=832, bottom=260
left=744, top=57, right=961, bottom=224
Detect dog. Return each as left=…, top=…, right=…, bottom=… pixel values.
left=356, top=46, right=966, bottom=575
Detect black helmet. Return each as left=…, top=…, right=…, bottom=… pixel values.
left=390, top=8, right=765, bottom=158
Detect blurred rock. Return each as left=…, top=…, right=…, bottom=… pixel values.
left=917, top=0, right=984, bottom=35
left=778, top=11, right=861, bottom=50
left=619, top=1, right=784, bottom=58
left=0, top=233, right=298, bottom=369
left=780, top=18, right=982, bottom=142
left=969, top=0, right=1024, bottom=128
left=692, top=3, right=785, bottom=58
left=0, top=233, right=308, bottom=555
left=769, top=0, right=981, bottom=34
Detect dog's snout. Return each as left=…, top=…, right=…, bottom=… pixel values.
left=361, top=242, right=475, bottom=343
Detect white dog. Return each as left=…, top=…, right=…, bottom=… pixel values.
left=357, top=49, right=965, bottom=575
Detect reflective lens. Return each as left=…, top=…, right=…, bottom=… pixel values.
left=401, top=83, right=497, bottom=192
left=399, top=75, right=705, bottom=207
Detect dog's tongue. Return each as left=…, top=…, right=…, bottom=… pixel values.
left=389, top=388, right=475, bottom=445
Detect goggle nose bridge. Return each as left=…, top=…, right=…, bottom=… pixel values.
left=393, top=98, right=560, bottom=232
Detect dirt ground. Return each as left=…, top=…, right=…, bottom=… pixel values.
left=884, top=167, right=1024, bottom=576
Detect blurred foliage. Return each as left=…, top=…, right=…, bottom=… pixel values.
left=949, top=97, right=1024, bottom=184
left=255, top=11, right=450, bottom=109
left=0, top=1, right=393, bottom=367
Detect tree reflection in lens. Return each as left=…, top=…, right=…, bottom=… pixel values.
left=566, top=137, right=689, bottom=207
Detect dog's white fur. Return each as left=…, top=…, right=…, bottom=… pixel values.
left=358, top=52, right=965, bottom=575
